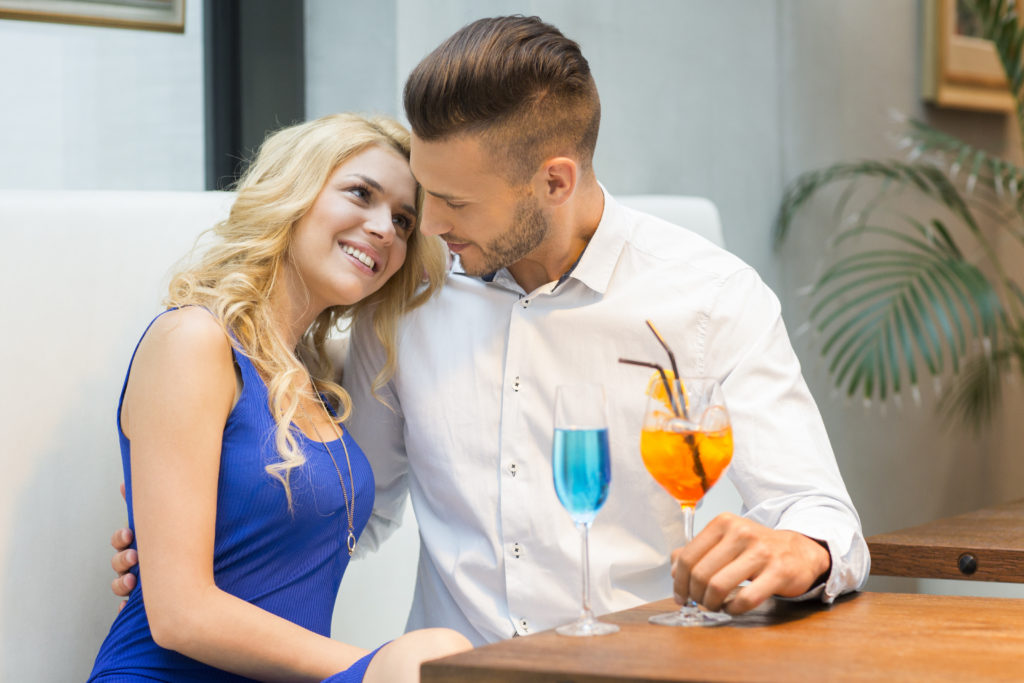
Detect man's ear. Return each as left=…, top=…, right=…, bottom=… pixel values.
left=536, top=156, right=577, bottom=206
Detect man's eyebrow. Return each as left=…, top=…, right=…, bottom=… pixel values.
left=424, top=189, right=463, bottom=202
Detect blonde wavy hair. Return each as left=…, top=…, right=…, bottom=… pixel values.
left=166, top=113, right=447, bottom=508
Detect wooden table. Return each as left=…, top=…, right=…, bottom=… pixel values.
left=421, top=592, right=1024, bottom=682
left=867, top=498, right=1024, bottom=582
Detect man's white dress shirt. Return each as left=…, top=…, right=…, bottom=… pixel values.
left=344, top=190, right=870, bottom=645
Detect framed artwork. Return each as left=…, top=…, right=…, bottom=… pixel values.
left=922, top=0, right=1014, bottom=112
left=0, top=0, right=184, bottom=33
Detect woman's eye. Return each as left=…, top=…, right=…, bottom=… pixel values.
left=393, top=215, right=414, bottom=233
left=348, top=185, right=370, bottom=200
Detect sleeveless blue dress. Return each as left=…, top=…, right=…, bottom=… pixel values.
left=89, top=313, right=380, bottom=682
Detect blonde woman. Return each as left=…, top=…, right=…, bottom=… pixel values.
left=88, top=113, right=470, bottom=682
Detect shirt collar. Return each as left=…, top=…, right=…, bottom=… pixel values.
left=452, top=184, right=629, bottom=296
left=560, top=185, right=629, bottom=295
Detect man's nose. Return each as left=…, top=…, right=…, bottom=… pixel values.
left=418, top=195, right=451, bottom=237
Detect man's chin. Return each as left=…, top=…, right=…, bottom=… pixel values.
left=452, top=251, right=495, bottom=277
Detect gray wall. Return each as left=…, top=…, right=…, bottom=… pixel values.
left=0, top=2, right=205, bottom=190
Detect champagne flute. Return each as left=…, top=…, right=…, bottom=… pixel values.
left=552, top=383, right=619, bottom=637
left=641, top=375, right=733, bottom=626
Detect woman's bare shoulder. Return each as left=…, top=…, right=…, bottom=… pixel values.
left=141, top=307, right=233, bottom=360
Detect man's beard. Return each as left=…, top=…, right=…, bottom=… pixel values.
left=459, top=195, right=550, bottom=276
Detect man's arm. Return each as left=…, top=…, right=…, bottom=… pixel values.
left=341, top=313, right=412, bottom=555
left=672, top=267, right=869, bottom=614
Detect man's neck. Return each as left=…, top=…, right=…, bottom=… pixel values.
left=507, top=180, right=604, bottom=292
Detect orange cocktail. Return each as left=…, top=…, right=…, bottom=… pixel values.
left=638, top=373, right=735, bottom=626
left=640, top=426, right=732, bottom=507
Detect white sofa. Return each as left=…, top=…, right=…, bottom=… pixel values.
left=0, top=189, right=732, bottom=682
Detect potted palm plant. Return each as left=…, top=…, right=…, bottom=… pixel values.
left=774, top=0, right=1024, bottom=428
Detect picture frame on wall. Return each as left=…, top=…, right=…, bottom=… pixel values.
left=0, top=0, right=184, bottom=33
left=922, top=0, right=1014, bottom=113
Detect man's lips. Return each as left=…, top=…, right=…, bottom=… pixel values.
left=443, top=240, right=469, bottom=254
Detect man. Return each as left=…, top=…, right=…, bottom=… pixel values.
left=113, top=15, right=868, bottom=645
left=347, top=15, right=867, bottom=643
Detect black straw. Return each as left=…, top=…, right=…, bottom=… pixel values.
left=618, top=358, right=681, bottom=417
left=645, top=320, right=680, bottom=381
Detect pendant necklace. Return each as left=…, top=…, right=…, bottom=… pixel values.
left=300, top=382, right=357, bottom=555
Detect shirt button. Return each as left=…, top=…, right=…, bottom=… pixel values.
left=521, top=299, right=530, bottom=308
left=509, top=463, right=518, bottom=477
left=512, top=376, right=521, bottom=392
left=512, top=542, right=522, bottom=558
left=519, top=618, right=530, bottom=634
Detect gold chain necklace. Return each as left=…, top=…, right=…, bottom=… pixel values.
left=299, top=382, right=357, bottom=556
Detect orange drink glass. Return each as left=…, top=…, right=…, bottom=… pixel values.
left=641, top=375, right=734, bottom=626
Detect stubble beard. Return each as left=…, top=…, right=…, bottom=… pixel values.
left=458, top=195, right=550, bottom=277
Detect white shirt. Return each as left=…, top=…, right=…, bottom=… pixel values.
left=343, top=190, right=870, bottom=645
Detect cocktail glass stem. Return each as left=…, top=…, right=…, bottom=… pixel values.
left=578, top=521, right=595, bottom=624
left=677, top=504, right=704, bottom=619
left=556, top=519, right=618, bottom=636
left=648, top=503, right=732, bottom=626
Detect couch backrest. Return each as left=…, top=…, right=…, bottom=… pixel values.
left=0, top=190, right=733, bottom=681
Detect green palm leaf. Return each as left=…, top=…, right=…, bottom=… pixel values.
left=808, top=227, right=1002, bottom=400
left=939, top=343, right=1022, bottom=428
left=773, top=159, right=981, bottom=247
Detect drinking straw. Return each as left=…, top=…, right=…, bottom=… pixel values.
left=618, top=358, right=682, bottom=417
left=644, top=320, right=680, bottom=381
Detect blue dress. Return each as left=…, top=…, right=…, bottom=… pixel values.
left=89, top=313, right=379, bottom=682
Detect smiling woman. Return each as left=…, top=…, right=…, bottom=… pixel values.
left=281, top=145, right=417, bottom=330
left=87, top=113, right=469, bottom=682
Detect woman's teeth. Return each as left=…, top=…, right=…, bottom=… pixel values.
left=341, top=244, right=376, bottom=270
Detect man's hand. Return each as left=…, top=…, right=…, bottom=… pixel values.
left=671, top=512, right=831, bottom=615
left=111, top=483, right=138, bottom=609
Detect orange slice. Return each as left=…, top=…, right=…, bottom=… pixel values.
left=646, top=370, right=685, bottom=413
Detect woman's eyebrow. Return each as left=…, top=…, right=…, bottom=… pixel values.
left=351, top=173, right=416, bottom=216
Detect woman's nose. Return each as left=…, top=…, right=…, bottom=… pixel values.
left=365, top=207, right=396, bottom=244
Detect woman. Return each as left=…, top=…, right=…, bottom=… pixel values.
left=88, top=113, right=470, bottom=682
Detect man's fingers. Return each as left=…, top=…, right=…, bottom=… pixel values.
left=111, top=548, right=138, bottom=576
left=723, top=574, right=777, bottom=615
left=110, top=527, right=133, bottom=552
left=111, top=571, right=136, bottom=598
left=694, top=552, right=762, bottom=611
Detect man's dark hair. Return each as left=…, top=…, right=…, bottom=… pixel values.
left=404, top=15, right=601, bottom=182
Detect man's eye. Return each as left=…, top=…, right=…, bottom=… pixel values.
left=445, top=200, right=465, bottom=210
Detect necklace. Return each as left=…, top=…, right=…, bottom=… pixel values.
left=299, top=382, right=357, bottom=556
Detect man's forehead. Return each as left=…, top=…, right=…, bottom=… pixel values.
left=410, top=132, right=498, bottom=193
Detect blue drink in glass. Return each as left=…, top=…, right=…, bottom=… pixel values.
left=552, top=384, right=619, bottom=637
left=553, top=428, right=611, bottom=524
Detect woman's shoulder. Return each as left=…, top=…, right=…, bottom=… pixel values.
left=139, top=307, right=234, bottom=367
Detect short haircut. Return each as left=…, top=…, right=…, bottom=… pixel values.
left=404, top=15, right=601, bottom=183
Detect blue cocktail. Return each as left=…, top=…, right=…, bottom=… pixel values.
left=552, top=384, right=619, bottom=637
